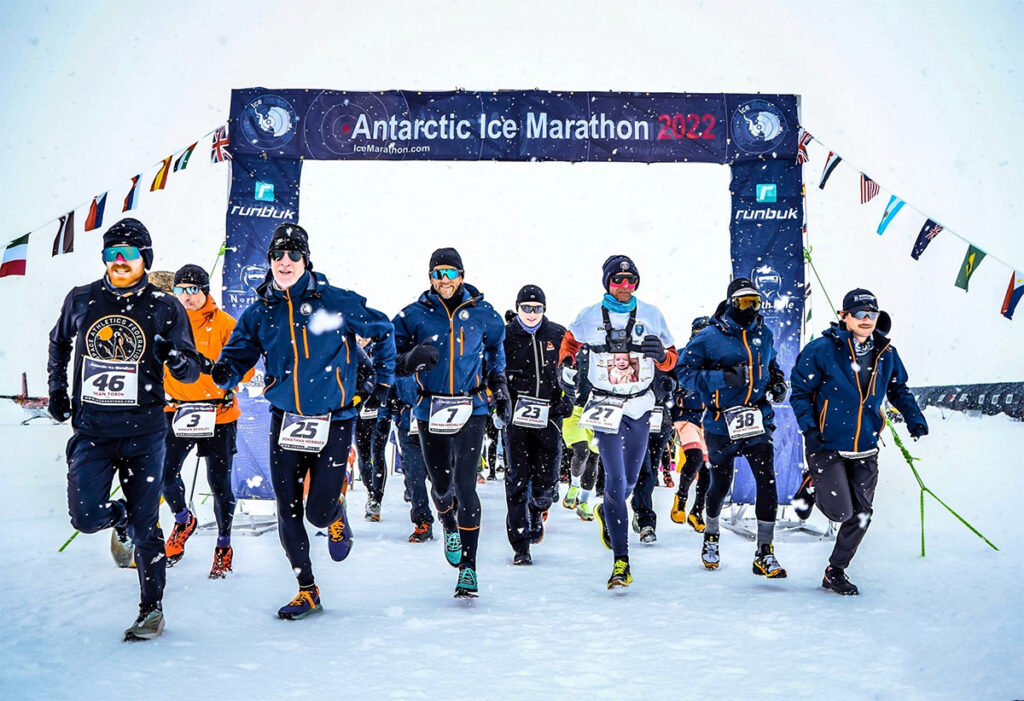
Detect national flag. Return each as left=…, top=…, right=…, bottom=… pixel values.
left=876, top=195, right=905, bottom=235
left=174, top=142, right=197, bottom=172
left=151, top=156, right=172, bottom=191
left=84, top=193, right=107, bottom=231
left=800, top=184, right=808, bottom=235
left=796, top=128, right=813, bottom=165
left=859, top=174, right=880, bottom=204
left=1001, top=270, right=1024, bottom=320
left=954, top=244, right=986, bottom=291
left=910, top=219, right=943, bottom=260
left=0, top=234, right=29, bottom=278
left=211, top=125, right=231, bottom=163
left=123, top=175, right=141, bottom=212
left=817, top=151, right=841, bottom=189
left=52, top=211, right=74, bottom=256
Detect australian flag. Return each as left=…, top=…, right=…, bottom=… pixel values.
left=911, top=219, right=943, bottom=260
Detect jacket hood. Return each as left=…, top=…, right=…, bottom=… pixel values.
left=187, top=292, right=219, bottom=322
left=709, top=307, right=764, bottom=336
left=257, top=270, right=330, bottom=303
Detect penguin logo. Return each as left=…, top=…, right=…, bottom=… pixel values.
left=300, top=303, right=313, bottom=316
left=459, top=310, right=470, bottom=321
left=619, top=261, right=630, bottom=270
left=752, top=337, right=762, bottom=346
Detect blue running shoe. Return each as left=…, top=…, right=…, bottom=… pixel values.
left=327, top=498, right=353, bottom=562
left=444, top=527, right=462, bottom=568
left=454, top=567, right=478, bottom=598
left=278, top=586, right=323, bottom=620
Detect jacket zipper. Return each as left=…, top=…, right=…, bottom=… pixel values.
left=741, top=330, right=754, bottom=405
left=846, top=337, right=891, bottom=452
left=819, top=399, right=829, bottom=431
left=532, top=333, right=541, bottom=397
left=444, top=298, right=473, bottom=395
left=284, top=288, right=303, bottom=414
left=302, top=327, right=310, bottom=359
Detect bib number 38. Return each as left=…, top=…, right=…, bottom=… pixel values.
left=724, top=406, right=765, bottom=441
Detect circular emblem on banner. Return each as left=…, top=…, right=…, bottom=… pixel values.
left=85, top=315, right=146, bottom=361
left=300, top=303, right=313, bottom=316
left=730, top=99, right=788, bottom=154
left=459, top=310, right=470, bottom=321
left=239, top=94, right=299, bottom=150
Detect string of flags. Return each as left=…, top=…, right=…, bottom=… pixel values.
left=0, top=125, right=232, bottom=280
left=799, top=127, right=1023, bottom=320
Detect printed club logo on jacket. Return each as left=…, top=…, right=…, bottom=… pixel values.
left=85, top=315, right=146, bottom=361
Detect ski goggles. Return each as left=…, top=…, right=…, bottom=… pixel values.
left=730, top=294, right=762, bottom=311
left=102, top=246, right=141, bottom=263
left=610, top=273, right=638, bottom=286
left=270, top=250, right=304, bottom=262
left=172, top=285, right=203, bottom=296
left=519, top=304, right=545, bottom=314
left=430, top=268, right=462, bottom=280
left=849, top=309, right=879, bottom=320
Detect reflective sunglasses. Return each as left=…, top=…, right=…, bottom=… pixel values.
left=430, top=268, right=461, bottom=280
left=731, top=295, right=762, bottom=311
left=102, top=246, right=141, bottom=263
left=849, top=310, right=879, bottom=320
left=610, top=273, right=638, bottom=285
left=270, top=250, right=304, bottom=262
left=173, top=285, right=202, bottom=296
left=519, top=304, right=545, bottom=314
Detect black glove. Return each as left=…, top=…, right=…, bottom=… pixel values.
left=362, top=383, right=391, bottom=411
left=722, top=363, right=749, bottom=388
left=767, top=367, right=788, bottom=402
left=803, top=429, right=824, bottom=453
left=153, top=334, right=185, bottom=370
left=910, top=424, right=928, bottom=440
left=197, top=354, right=216, bottom=375
left=551, top=392, right=574, bottom=422
left=402, top=343, right=439, bottom=373
left=652, top=374, right=676, bottom=403
left=48, top=389, right=72, bottom=422
left=211, top=361, right=235, bottom=389
left=488, top=373, right=512, bottom=426
left=640, top=334, right=666, bottom=363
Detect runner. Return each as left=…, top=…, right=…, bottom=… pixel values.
left=161, top=264, right=254, bottom=578
left=790, top=288, right=927, bottom=594
left=48, top=218, right=201, bottom=640
left=354, top=336, right=391, bottom=521
left=501, top=285, right=572, bottom=565
left=629, top=371, right=677, bottom=544
left=677, top=278, right=789, bottom=577
left=670, top=316, right=712, bottom=532
left=383, top=375, right=437, bottom=542
left=559, top=255, right=678, bottom=588
left=391, top=248, right=508, bottom=598
left=211, top=223, right=395, bottom=619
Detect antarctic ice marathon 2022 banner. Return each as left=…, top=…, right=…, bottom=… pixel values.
left=222, top=89, right=803, bottom=503
left=227, top=89, right=799, bottom=163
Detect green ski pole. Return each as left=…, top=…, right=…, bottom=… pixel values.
left=59, top=484, right=121, bottom=552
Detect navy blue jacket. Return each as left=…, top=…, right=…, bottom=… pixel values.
left=48, top=275, right=201, bottom=438
left=216, top=271, right=395, bottom=420
left=676, top=312, right=780, bottom=436
left=392, top=284, right=506, bottom=422
left=790, top=323, right=927, bottom=453
left=670, top=386, right=706, bottom=425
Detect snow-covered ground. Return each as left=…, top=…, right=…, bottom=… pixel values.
left=1, top=402, right=1020, bottom=699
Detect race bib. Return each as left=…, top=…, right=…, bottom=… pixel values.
left=512, top=396, right=550, bottom=429
left=278, top=412, right=331, bottom=453
left=649, top=406, right=664, bottom=434
left=409, top=418, right=420, bottom=436
left=172, top=404, right=217, bottom=438
left=578, top=395, right=626, bottom=434
left=81, top=357, right=139, bottom=406
left=359, top=403, right=379, bottom=420
left=428, top=397, right=473, bottom=434
left=724, top=406, right=765, bottom=441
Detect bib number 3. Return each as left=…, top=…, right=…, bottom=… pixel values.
left=172, top=404, right=217, bottom=438
left=278, top=412, right=331, bottom=453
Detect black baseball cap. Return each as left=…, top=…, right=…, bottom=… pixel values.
left=842, top=288, right=879, bottom=313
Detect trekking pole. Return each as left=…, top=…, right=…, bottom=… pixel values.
left=802, top=247, right=998, bottom=556
left=58, top=484, right=121, bottom=552
left=187, top=454, right=202, bottom=515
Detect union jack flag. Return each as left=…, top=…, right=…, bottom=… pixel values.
left=796, top=128, right=813, bottom=165
left=211, top=125, right=231, bottom=163
left=859, top=173, right=880, bottom=204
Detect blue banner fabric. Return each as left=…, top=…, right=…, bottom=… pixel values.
left=729, top=158, right=805, bottom=505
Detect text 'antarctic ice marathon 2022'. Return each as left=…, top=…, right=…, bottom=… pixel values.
left=223, top=88, right=804, bottom=506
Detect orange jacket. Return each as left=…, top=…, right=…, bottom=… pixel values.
left=164, top=294, right=253, bottom=424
